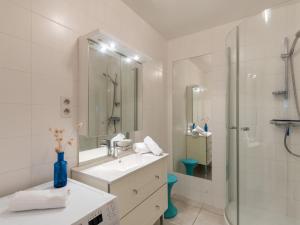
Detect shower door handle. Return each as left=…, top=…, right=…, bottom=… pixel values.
left=229, top=126, right=250, bottom=131
left=241, top=127, right=250, bottom=131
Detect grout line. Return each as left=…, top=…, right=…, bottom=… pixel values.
left=0, top=102, right=31, bottom=106
left=192, top=206, right=203, bottom=225
left=0, top=166, right=31, bottom=177
left=0, top=31, right=31, bottom=42
left=29, top=10, right=33, bottom=186
left=0, top=66, right=30, bottom=74
left=9, top=0, right=31, bottom=11
left=0, top=135, right=31, bottom=141
left=30, top=10, right=78, bottom=34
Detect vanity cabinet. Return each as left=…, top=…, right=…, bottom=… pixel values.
left=71, top=154, right=168, bottom=225
left=110, top=159, right=167, bottom=218
left=187, top=135, right=212, bottom=166
left=121, top=184, right=167, bottom=225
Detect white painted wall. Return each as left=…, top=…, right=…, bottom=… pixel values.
left=0, top=0, right=167, bottom=197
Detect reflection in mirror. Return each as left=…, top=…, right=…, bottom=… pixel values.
left=78, top=31, right=143, bottom=163
left=88, top=48, right=122, bottom=136
left=173, top=54, right=213, bottom=180
left=79, top=136, right=108, bottom=163
left=87, top=44, right=142, bottom=136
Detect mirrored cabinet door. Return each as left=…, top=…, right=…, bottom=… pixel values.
left=79, top=37, right=143, bottom=138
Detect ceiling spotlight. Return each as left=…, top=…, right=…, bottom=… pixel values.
left=125, top=58, right=132, bottom=63
left=100, top=44, right=107, bottom=53
left=109, top=42, right=116, bottom=51
left=133, top=55, right=140, bottom=61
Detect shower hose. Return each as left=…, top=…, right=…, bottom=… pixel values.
left=283, top=56, right=300, bottom=157
left=284, top=127, right=300, bottom=157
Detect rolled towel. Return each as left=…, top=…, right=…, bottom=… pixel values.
left=133, top=142, right=150, bottom=154
left=110, top=133, right=125, bottom=146
left=192, top=125, right=204, bottom=135
left=144, top=136, right=163, bottom=156
left=9, top=188, right=70, bottom=212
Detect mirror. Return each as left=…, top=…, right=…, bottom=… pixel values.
left=186, top=85, right=207, bottom=125
left=173, top=54, right=213, bottom=180
left=87, top=46, right=142, bottom=136
left=78, top=31, right=143, bottom=163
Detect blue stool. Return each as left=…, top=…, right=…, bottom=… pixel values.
left=164, top=174, right=178, bottom=219
left=181, top=159, right=198, bottom=176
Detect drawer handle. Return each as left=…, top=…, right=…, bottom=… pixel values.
left=155, top=205, right=160, bottom=209
left=132, top=189, right=138, bottom=194
left=155, top=175, right=160, bottom=180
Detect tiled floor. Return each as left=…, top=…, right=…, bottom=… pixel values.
left=160, top=199, right=226, bottom=225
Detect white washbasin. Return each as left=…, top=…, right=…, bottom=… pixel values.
left=98, top=154, right=142, bottom=172
left=80, top=153, right=168, bottom=183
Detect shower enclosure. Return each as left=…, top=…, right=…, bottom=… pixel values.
left=226, top=1, right=300, bottom=225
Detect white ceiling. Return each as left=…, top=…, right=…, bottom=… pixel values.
left=122, top=0, right=289, bottom=39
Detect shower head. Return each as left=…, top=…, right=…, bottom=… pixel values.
left=289, top=30, right=300, bottom=56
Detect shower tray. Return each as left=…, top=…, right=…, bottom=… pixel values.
left=270, top=119, right=300, bottom=127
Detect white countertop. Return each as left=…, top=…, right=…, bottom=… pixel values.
left=186, top=131, right=212, bottom=137
left=0, top=179, right=116, bottom=225
left=79, top=153, right=168, bottom=183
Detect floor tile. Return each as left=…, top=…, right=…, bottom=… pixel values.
left=165, top=199, right=201, bottom=225
left=193, top=209, right=225, bottom=225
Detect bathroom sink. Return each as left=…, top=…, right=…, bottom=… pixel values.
left=77, top=153, right=168, bottom=183
left=98, top=154, right=141, bottom=172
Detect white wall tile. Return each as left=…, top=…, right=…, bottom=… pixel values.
left=0, top=33, right=30, bottom=72
left=0, top=0, right=31, bottom=40
left=0, top=104, right=31, bottom=138
left=30, top=163, right=53, bottom=186
left=31, top=75, right=75, bottom=105
left=31, top=13, right=77, bottom=49
left=31, top=104, right=76, bottom=136
left=31, top=0, right=78, bottom=30
left=0, top=168, right=31, bottom=197
left=0, top=137, right=31, bottom=174
left=0, top=68, right=31, bottom=104
left=31, top=43, right=76, bottom=79
left=11, top=0, right=31, bottom=10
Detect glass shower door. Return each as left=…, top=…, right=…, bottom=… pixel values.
left=225, top=26, right=239, bottom=225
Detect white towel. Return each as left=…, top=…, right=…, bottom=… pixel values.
left=111, top=133, right=125, bottom=146
left=192, top=125, right=204, bottom=135
left=144, top=136, right=163, bottom=156
left=133, top=142, right=151, bottom=154
left=9, top=188, right=70, bottom=212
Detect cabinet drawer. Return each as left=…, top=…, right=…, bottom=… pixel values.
left=110, top=158, right=167, bottom=218
left=120, top=184, right=167, bottom=225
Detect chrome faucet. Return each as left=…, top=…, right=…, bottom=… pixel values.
left=112, top=140, right=119, bottom=158
left=99, top=139, right=113, bottom=156
left=100, top=139, right=120, bottom=158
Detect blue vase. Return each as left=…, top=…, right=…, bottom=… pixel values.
left=204, top=123, right=208, bottom=132
left=54, top=152, right=67, bottom=188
